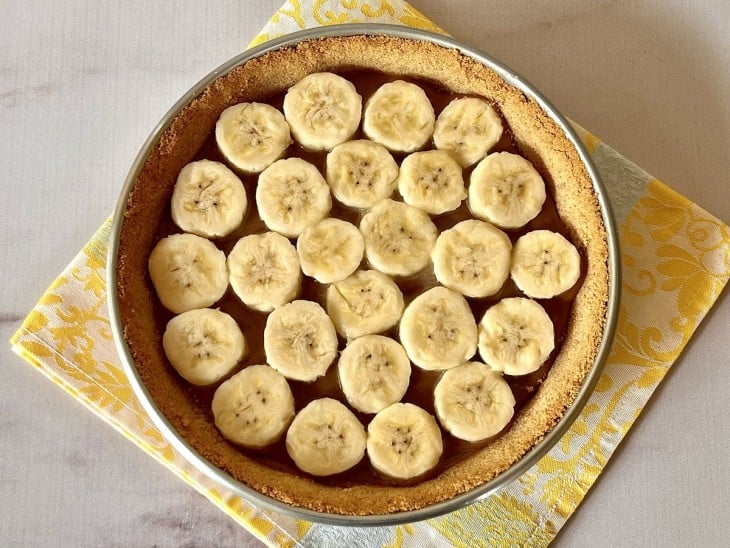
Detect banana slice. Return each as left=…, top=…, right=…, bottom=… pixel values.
left=162, top=308, right=247, bottom=386
left=264, top=300, right=338, bottom=382
left=399, top=286, right=478, bottom=371
left=212, top=365, right=295, bottom=448
left=468, top=152, right=546, bottom=229
left=170, top=160, right=247, bottom=239
left=326, top=270, right=404, bottom=339
left=227, top=231, right=301, bottom=313
left=433, top=361, right=515, bottom=441
left=283, top=72, right=362, bottom=151
left=338, top=335, right=411, bottom=414
left=148, top=233, right=228, bottom=314
left=285, top=398, right=366, bottom=476
left=215, top=102, right=292, bottom=173
left=366, top=403, right=443, bottom=480
left=431, top=219, right=512, bottom=298
left=478, top=297, right=554, bottom=376
left=363, top=80, right=435, bottom=153
left=398, top=150, right=466, bottom=215
left=359, top=199, right=438, bottom=277
left=325, top=140, right=398, bottom=208
left=433, top=97, right=503, bottom=167
left=296, top=218, right=364, bottom=284
left=511, top=230, right=581, bottom=299
left=256, top=158, right=332, bottom=238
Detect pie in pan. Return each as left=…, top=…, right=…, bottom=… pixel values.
left=110, top=27, right=616, bottom=520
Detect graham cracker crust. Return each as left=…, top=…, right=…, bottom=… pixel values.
left=116, top=34, right=609, bottom=515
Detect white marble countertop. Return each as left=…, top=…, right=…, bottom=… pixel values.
left=2, top=1, right=728, bottom=546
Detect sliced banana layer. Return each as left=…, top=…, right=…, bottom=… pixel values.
left=431, top=219, right=512, bottom=298
left=227, top=231, right=301, bottom=313
left=511, top=230, right=581, bottom=299
left=434, top=361, right=515, bottom=441
left=478, top=297, right=554, bottom=376
left=264, top=300, right=338, bottom=382
left=399, top=286, right=478, bottom=371
left=297, top=218, right=364, bottom=284
left=433, top=97, right=503, bottom=168
left=171, top=160, right=247, bottom=239
left=363, top=80, right=435, bottom=153
left=366, top=403, right=443, bottom=480
left=398, top=150, right=466, bottom=215
left=283, top=72, right=362, bottom=151
left=148, top=233, right=228, bottom=314
left=469, top=152, right=546, bottom=229
left=326, top=270, right=404, bottom=339
left=359, top=199, right=437, bottom=277
left=215, top=102, right=292, bottom=173
left=285, top=398, right=366, bottom=476
left=163, top=308, right=247, bottom=386
left=212, top=365, right=295, bottom=448
left=256, top=157, right=332, bottom=238
left=338, top=335, right=411, bottom=414
left=326, top=139, right=399, bottom=208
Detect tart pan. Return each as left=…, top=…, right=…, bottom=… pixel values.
left=107, top=24, right=620, bottom=525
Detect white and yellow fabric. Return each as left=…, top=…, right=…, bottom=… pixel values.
left=10, top=2, right=730, bottom=547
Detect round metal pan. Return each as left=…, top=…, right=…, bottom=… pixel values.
left=107, top=23, right=621, bottom=526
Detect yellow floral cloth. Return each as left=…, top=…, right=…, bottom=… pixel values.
left=10, top=1, right=730, bottom=547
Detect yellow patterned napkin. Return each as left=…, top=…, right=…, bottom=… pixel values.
left=10, top=1, right=730, bottom=546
